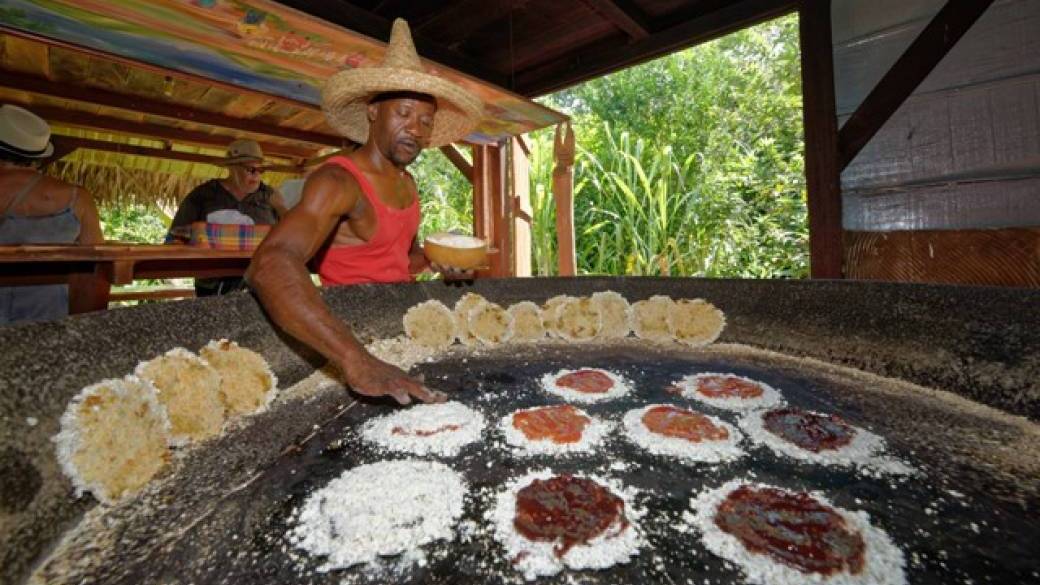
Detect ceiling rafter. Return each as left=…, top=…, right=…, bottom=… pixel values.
left=576, top=0, right=652, bottom=40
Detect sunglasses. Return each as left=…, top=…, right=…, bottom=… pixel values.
left=239, top=165, right=264, bottom=175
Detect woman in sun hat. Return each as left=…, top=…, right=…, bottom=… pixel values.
left=167, top=138, right=286, bottom=296
left=248, top=18, right=483, bottom=406
left=0, top=104, right=104, bottom=325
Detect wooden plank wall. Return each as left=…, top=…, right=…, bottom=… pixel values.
left=833, top=0, right=1040, bottom=286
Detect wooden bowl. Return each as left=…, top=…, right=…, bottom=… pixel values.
left=423, top=232, right=489, bottom=270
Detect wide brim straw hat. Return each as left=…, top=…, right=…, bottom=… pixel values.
left=219, top=139, right=266, bottom=166
left=0, top=104, right=54, bottom=159
left=322, top=19, right=483, bottom=148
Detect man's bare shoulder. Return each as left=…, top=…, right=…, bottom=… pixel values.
left=302, top=163, right=362, bottom=214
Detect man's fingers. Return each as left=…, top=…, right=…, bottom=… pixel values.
left=389, top=386, right=412, bottom=405
left=404, top=380, right=446, bottom=404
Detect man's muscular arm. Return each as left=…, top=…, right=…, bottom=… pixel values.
left=246, top=165, right=443, bottom=405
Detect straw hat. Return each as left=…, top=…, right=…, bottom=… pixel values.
left=0, top=104, right=54, bottom=158
left=220, top=139, right=265, bottom=166
left=322, top=19, right=483, bottom=147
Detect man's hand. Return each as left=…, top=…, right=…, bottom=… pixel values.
left=341, top=353, right=447, bottom=405
left=430, top=262, right=475, bottom=287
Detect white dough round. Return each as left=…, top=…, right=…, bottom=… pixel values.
left=507, top=301, right=546, bottom=342
left=53, top=376, right=171, bottom=504
left=738, top=408, right=913, bottom=475
left=468, top=302, right=513, bottom=345
left=200, top=339, right=278, bottom=416
left=454, top=292, right=488, bottom=346
left=541, top=294, right=575, bottom=338
left=403, top=300, right=458, bottom=350
left=676, top=372, right=786, bottom=411
left=540, top=368, right=633, bottom=403
left=501, top=405, right=613, bottom=456
left=592, top=290, right=632, bottom=339
left=554, top=296, right=603, bottom=342
left=622, top=404, right=745, bottom=463
left=291, top=459, right=466, bottom=571
left=631, top=295, right=675, bottom=342
left=135, top=347, right=225, bottom=445
left=360, top=401, right=485, bottom=457
left=688, top=480, right=907, bottom=585
left=667, top=298, right=726, bottom=346
left=489, top=469, right=644, bottom=580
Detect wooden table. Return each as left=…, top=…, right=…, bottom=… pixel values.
left=0, top=244, right=255, bottom=313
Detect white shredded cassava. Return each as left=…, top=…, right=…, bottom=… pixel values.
left=622, top=404, right=746, bottom=464
left=490, top=469, right=644, bottom=580
left=290, top=459, right=467, bottom=572
left=675, top=372, right=786, bottom=411
left=540, top=368, right=633, bottom=403
left=500, top=405, right=614, bottom=456
left=360, top=401, right=486, bottom=457
left=688, top=479, right=907, bottom=585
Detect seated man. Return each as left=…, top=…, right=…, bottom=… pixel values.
left=247, top=19, right=482, bottom=405
left=168, top=139, right=285, bottom=296
left=0, top=104, right=104, bottom=325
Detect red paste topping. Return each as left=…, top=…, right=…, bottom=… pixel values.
left=391, top=424, right=462, bottom=437
left=696, top=375, right=764, bottom=399
left=513, top=405, right=591, bottom=444
left=714, top=485, right=866, bottom=575
left=641, top=405, right=729, bottom=442
left=514, top=475, right=627, bottom=557
left=762, top=408, right=856, bottom=452
left=556, top=370, right=615, bottom=394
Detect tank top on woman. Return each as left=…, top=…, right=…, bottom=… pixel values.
left=0, top=173, right=82, bottom=325
left=314, top=156, right=421, bottom=286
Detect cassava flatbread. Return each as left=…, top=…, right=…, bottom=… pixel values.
left=53, top=376, right=171, bottom=504
left=507, top=301, right=546, bottom=342
left=554, top=296, right=602, bottom=342
left=632, top=295, right=675, bottom=342
left=361, top=401, right=486, bottom=457
left=592, top=290, right=632, bottom=339
left=468, top=302, right=513, bottom=345
left=541, top=294, right=575, bottom=338
left=668, top=298, right=725, bottom=346
left=454, top=292, right=488, bottom=347
left=403, top=299, right=458, bottom=350
left=135, top=347, right=225, bottom=445
left=200, top=339, right=278, bottom=416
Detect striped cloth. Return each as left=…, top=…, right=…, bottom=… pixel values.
left=183, top=221, right=271, bottom=250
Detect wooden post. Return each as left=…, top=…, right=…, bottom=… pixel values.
left=552, top=122, right=577, bottom=276
left=511, top=137, right=533, bottom=277
left=488, top=143, right=511, bottom=277
left=799, top=0, right=843, bottom=279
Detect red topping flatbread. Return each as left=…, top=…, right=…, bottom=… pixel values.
left=714, top=485, right=866, bottom=575
left=641, top=405, right=729, bottom=442
left=696, top=375, right=764, bottom=399
left=514, top=475, right=627, bottom=557
left=513, top=405, right=591, bottom=444
left=762, top=408, right=856, bottom=453
left=555, top=370, right=615, bottom=394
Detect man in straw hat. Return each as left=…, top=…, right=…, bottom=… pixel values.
left=247, top=19, right=482, bottom=405
left=0, top=104, right=103, bottom=325
left=169, top=138, right=285, bottom=296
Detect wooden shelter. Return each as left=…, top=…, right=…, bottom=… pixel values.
left=1, top=0, right=1037, bottom=295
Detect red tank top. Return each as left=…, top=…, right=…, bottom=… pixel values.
left=314, top=156, right=421, bottom=286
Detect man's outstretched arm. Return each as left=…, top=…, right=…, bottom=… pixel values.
left=246, top=165, right=443, bottom=405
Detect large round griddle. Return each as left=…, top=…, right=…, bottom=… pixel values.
left=32, top=342, right=1040, bottom=585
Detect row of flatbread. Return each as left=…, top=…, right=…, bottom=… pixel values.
left=53, top=339, right=277, bottom=504
left=404, top=291, right=726, bottom=350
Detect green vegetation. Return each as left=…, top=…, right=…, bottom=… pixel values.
left=98, top=203, right=170, bottom=244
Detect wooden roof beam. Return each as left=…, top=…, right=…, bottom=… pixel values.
left=1, top=70, right=349, bottom=149
left=50, top=135, right=304, bottom=174
left=577, top=0, right=652, bottom=40
left=516, top=0, right=797, bottom=96
left=837, top=0, right=996, bottom=170
left=21, top=104, right=315, bottom=161
left=277, top=0, right=511, bottom=87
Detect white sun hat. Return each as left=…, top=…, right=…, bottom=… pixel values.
left=0, top=104, right=54, bottom=158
